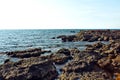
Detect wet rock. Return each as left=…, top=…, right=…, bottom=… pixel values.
left=57, top=35, right=76, bottom=42
left=88, top=36, right=98, bottom=42
left=51, top=37, right=56, bottom=39
left=57, top=48, right=70, bottom=56
left=0, top=57, right=58, bottom=80
left=57, top=35, right=66, bottom=39
left=70, top=31, right=75, bottom=33
left=92, top=42, right=104, bottom=49
left=4, top=59, right=10, bottom=63
left=5, top=48, right=51, bottom=58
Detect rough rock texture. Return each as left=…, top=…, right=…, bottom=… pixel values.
left=59, top=70, right=110, bottom=80
left=75, top=30, right=120, bottom=42
left=57, top=30, right=120, bottom=42
left=49, top=48, right=72, bottom=64
left=4, top=48, right=51, bottom=58
left=57, top=35, right=76, bottom=42
left=0, top=30, right=120, bottom=80
left=59, top=41, right=120, bottom=80
left=0, top=57, right=58, bottom=80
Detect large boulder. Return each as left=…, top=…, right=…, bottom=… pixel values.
left=0, top=57, right=58, bottom=80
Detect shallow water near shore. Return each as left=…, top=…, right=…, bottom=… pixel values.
left=0, top=29, right=80, bottom=52
left=0, top=29, right=109, bottom=64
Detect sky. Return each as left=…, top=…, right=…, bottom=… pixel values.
left=0, top=0, right=120, bottom=29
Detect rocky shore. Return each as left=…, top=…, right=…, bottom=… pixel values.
left=57, top=30, right=120, bottom=42
left=0, top=30, right=120, bottom=80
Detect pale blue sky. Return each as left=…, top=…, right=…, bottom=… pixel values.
left=0, top=0, right=120, bottom=29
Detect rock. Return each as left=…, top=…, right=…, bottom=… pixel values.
left=5, top=48, right=50, bottom=58
left=62, top=60, right=92, bottom=73
left=98, top=57, right=112, bottom=69
left=57, top=35, right=66, bottom=39
left=88, top=36, right=99, bottom=42
left=57, top=35, right=76, bottom=42
left=81, top=34, right=93, bottom=41
left=4, top=59, right=10, bottom=63
left=70, top=48, right=80, bottom=57
left=103, top=36, right=109, bottom=41
left=93, top=42, right=104, bottom=49
left=57, top=48, right=70, bottom=56
left=112, top=55, right=120, bottom=73
left=51, top=37, right=56, bottom=39
left=115, top=73, right=120, bottom=80
left=62, top=30, right=120, bottom=42
left=70, top=31, right=75, bottom=33
left=50, top=53, right=71, bottom=65
left=57, top=30, right=120, bottom=42
left=49, top=48, right=72, bottom=64
left=59, top=58, right=111, bottom=80
left=0, top=57, right=58, bottom=80
left=58, top=40, right=120, bottom=80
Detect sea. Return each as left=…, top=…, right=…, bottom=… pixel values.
left=0, top=29, right=80, bottom=52
left=0, top=29, right=107, bottom=64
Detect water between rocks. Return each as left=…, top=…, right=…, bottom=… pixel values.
left=0, top=41, right=109, bottom=72
left=0, top=30, right=109, bottom=79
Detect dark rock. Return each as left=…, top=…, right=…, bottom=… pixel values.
left=70, top=31, right=75, bottom=33
left=0, top=57, right=58, bottom=80
left=4, top=59, right=10, bottom=63
left=57, top=35, right=76, bottom=42
left=88, top=36, right=99, bottom=42
left=57, top=35, right=66, bottom=38
left=70, top=48, right=80, bottom=57
left=5, top=48, right=50, bottom=58
left=57, top=48, right=70, bottom=56
left=51, top=37, right=56, bottom=39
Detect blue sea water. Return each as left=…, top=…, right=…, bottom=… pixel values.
left=0, top=29, right=81, bottom=52
left=0, top=29, right=81, bottom=64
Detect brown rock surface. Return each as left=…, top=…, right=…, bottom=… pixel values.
left=0, top=57, right=58, bottom=80
left=49, top=48, right=72, bottom=64
left=59, top=40, right=120, bottom=80
left=57, top=30, right=120, bottom=42
left=4, top=48, right=51, bottom=58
